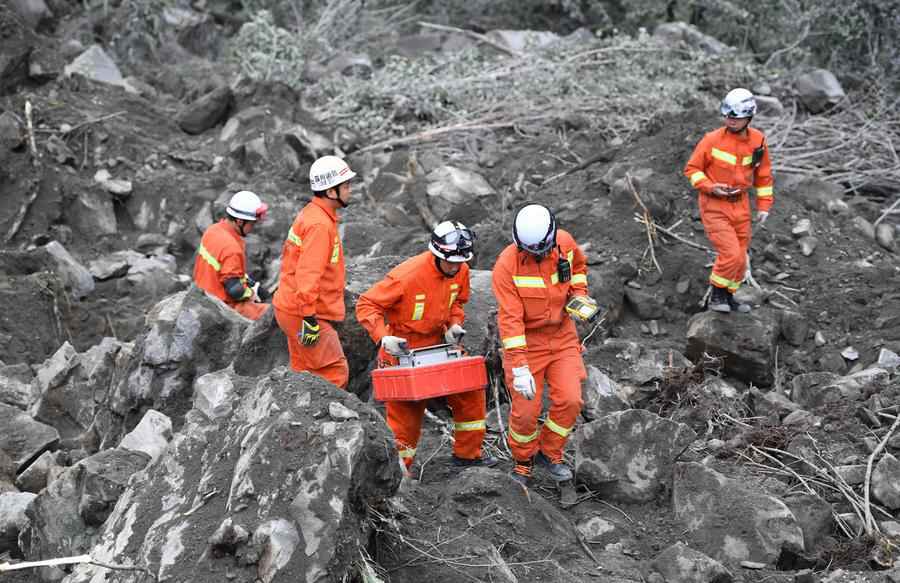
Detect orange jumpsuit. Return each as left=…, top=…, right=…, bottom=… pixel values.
left=491, top=229, right=588, bottom=464
left=272, top=197, right=348, bottom=388
left=193, top=219, right=270, bottom=320
left=356, top=251, right=486, bottom=469
left=684, top=126, right=774, bottom=292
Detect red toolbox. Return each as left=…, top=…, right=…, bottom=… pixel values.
left=372, top=344, right=488, bottom=401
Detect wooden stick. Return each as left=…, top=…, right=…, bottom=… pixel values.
left=418, top=21, right=523, bottom=58
left=874, top=196, right=900, bottom=227
left=649, top=220, right=712, bottom=253
left=625, top=173, right=661, bottom=273
left=864, top=414, right=900, bottom=535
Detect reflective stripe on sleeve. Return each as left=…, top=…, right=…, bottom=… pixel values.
left=287, top=228, right=302, bottom=246
left=756, top=186, right=773, bottom=197
left=690, top=171, right=708, bottom=186
left=502, top=336, right=527, bottom=349
left=571, top=273, right=587, bottom=285
left=197, top=244, right=221, bottom=271
left=330, top=236, right=341, bottom=263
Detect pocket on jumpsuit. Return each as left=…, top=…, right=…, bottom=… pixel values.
left=304, top=322, right=342, bottom=369
left=518, top=286, right=549, bottom=321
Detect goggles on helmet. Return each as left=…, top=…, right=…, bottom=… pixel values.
left=432, top=225, right=475, bottom=258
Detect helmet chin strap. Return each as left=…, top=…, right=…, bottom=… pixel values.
left=327, top=186, right=349, bottom=207
left=434, top=256, right=455, bottom=277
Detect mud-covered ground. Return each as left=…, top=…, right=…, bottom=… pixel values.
left=1, top=1, right=899, bottom=582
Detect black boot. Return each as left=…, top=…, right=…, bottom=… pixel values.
left=727, top=290, right=751, bottom=313
left=708, top=286, right=731, bottom=313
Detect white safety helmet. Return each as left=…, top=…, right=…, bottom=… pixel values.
left=226, top=190, right=268, bottom=221
left=429, top=221, right=475, bottom=263
left=309, top=155, right=357, bottom=192
left=513, top=203, right=557, bottom=257
left=720, top=88, right=757, bottom=119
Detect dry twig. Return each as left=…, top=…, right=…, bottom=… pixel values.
left=864, top=414, right=900, bottom=535
left=625, top=173, right=661, bottom=273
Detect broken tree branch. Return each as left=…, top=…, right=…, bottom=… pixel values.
left=864, top=414, right=900, bottom=535
left=625, top=173, right=661, bottom=273
left=417, top=21, right=523, bottom=58
left=873, top=196, right=900, bottom=227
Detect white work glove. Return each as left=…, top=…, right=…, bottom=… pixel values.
left=444, top=324, right=466, bottom=345
left=511, top=365, right=536, bottom=400
left=381, top=336, right=409, bottom=356
left=757, top=211, right=769, bottom=225
left=251, top=282, right=261, bottom=302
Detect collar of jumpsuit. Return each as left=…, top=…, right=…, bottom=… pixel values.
left=310, top=195, right=340, bottom=222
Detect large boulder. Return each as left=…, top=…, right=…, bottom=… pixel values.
left=650, top=542, right=733, bottom=583
left=107, top=287, right=249, bottom=445
left=65, top=368, right=401, bottom=583
left=63, top=45, right=127, bottom=88
left=673, top=462, right=804, bottom=564
left=30, top=338, right=132, bottom=447
left=575, top=409, right=696, bottom=502
left=653, top=22, right=730, bottom=55
left=19, top=448, right=150, bottom=560
left=0, top=491, right=36, bottom=555
left=872, top=453, right=900, bottom=510
left=795, top=69, right=846, bottom=114
left=425, top=165, right=496, bottom=224
left=792, top=368, right=889, bottom=408
left=232, top=307, right=289, bottom=378
left=686, top=311, right=779, bottom=387
left=177, top=85, right=233, bottom=134
left=581, top=365, right=629, bottom=421
left=0, top=402, right=59, bottom=473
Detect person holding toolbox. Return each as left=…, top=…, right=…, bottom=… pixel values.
left=492, top=203, right=599, bottom=489
left=273, top=155, right=355, bottom=389
left=357, top=221, right=496, bottom=474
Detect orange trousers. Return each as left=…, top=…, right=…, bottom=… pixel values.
left=231, top=301, right=270, bottom=321
left=387, top=390, right=487, bottom=469
left=700, top=194, right=752, bottom=292
left=505, top=342, right=586, bottom=464
left=274, top=308, right=349, bottom=389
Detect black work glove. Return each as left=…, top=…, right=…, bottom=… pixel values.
left=299, top=316, right=320, bottom=346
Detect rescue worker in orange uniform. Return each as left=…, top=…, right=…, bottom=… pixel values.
left=357, top=221, right=497, bottom=473
left=193, top=190, right=270, bottom=320
left=273, top=155, right=355, bottom=388
left=492, top=203, right=599, bottom=486
left=684, top=88, right=774, bottom=313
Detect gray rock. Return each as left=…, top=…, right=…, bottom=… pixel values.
left=425, top=165, right=496, bottom=220
left=876, top=223, right=895, bottom=251
left=0, top=402, right=59, bottom=473
left=799, top=236, right=818, bottom=257
left=193, top=370, right=235, bottom=421
left=0, top=362, right=37, bottom=410
left=754, top=95, right=783, bottom=117
left=653, top=21, right=729, bottom=55
left=576, top=515, right=619, bottom=542
left=853, top=216, right=876, bottom=240
left=0, top=491, right=36, bottom=555
left=64, top=368, right=401, bottom=583
left=673, top=462, right=804, bottom=564
left=10, top=0, right=52, bottom=29
left=790, top=372, right=838, bottom=407
left=70, top=189, right=118, bottom=236
left=31, top=338, right=129, bottom=444
left=651, top=542, right=733, bottom=583
left=232, top=307, right=290, bottom=378
left=14, top=450, right=64, bottom=493
left=751, top=387, right=801, bottom=418
left=88, top=250, right=143, bottom=280
left=877, top=348, right=900, bottom=371
left=782, top=492, right=833, bottom=552
left=795, top=69, right=846, bottom=113
left=575, top=409, right=696, bottom=502
left=0, top=110, right=24, bottom=151
left=177, top=86, right=233, bottom=135
left=19, top=448, right=149, bottom=559
left=63, top=45, right=125, bottom=87
left=581, top=366, right=629, bottom=421
left=781, top=409, right=820, bottom=429
left=622, top=348, right=693, bottom=386
left=792, top=218, right=812, bottom=237
left=780, top=310, right=809, bottom=346
left=118, top=409, right=172, bottom=461
left=686, top=311, right=779, bottom=387
left=833, top=464, right=866, bottom=486
left=328, top=401, right=359, bottom=421
left=624, top=287, right=665, bottom=320
left=325, top=52, right=374, bottom=76
left=43, top=241, right=95, bottom=299
left=872, top=453, right=900, bottom=510
left=93, top=169, right=132, bottom=197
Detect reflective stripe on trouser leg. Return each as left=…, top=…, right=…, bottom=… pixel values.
left=538, top=348, right=586, bottom=463
left=274, top=309, right=349, bottom=389
left=506, top=361, right=546, bottom=462
left=700, top=203, right=751, bottom=293
left=386, top=400, right=428, bottom=469
left=447, top=388, right=487, bottom=460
